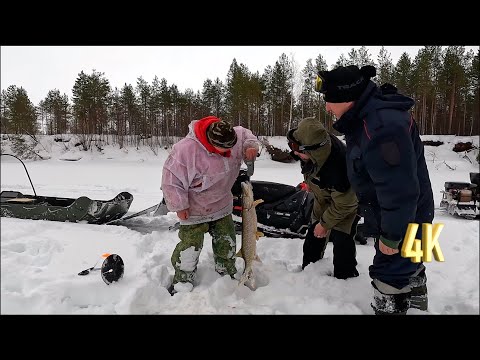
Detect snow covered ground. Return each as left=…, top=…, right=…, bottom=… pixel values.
left=1, top=135, right=479, bottom=314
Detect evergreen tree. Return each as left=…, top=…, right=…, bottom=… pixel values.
left=315, top=54, right=328, bottom=73
left=357, top=46, right=375, bottom=67
left=314, top=54, right=329, bottom=127
left=440, top=46, right=467, bottom=134
left=2, top=47, right=479, bottom=141
left=300, top=58, right=317, bottom=120
left=175, top=90, right=191, bottom=138
left=426, top=46, right=443, bottom=134
left=225, top=59, right=251, bottom=128
left=1, top=85, right=37, bottom=135
left=412, top=47, right=435, bottom=134
left=262, top=65, right=274, bottom=136
left=40, top=89, right=70, bottom=135
left=1, top=89, right=11, bottom=134
left=109, top=88, right=125, bottom=147
left=72, top=70, right=111, bottom=136
left=201, top=79, right=216, bottom=116
left=457, top=49, right=474, bottom=135
left=333, top=54, right=348, bottom=69
left=288, top=53, right=303, bottom=131
left=120, top=83, right=139, bottom=138
left=347, top=48, right=359, bottom=66
left=270, top=53, right=293, bottom=135
left=169, top=84, right=181, bottom=136
left=376, top=46, right=395, bottom=86
left=212, top=78, right=225, bottom=119
left=247, top=71, right=265, bottom=135
left=136, top=76, right=151, bottom=141
left=159, top=78, right=171, bottom=139
left=394, top=52, right=414, bottom=97
left=149, top=76, right=163, bottom=140
left=468, top=50, right=479, bottom=135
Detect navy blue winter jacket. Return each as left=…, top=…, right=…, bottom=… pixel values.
left=333, top=82, right=434, bottom=246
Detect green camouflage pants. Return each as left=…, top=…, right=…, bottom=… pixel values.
left=171, top=214, right=237, bottom=286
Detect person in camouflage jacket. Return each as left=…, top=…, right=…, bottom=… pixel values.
left=288, top=117, right=359, bottom=279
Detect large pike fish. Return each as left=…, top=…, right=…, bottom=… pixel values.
left=237, top=181, right=264, bottom=289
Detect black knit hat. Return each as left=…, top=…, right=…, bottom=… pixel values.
left=207, top=120, right=237, bottom=148
left=318, top=65, right=376, bottom=103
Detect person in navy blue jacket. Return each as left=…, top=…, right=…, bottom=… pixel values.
left=315, top=65, right=434, bottom=315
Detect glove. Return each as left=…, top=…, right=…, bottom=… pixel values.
left=231, top=170, right=250, bottom=197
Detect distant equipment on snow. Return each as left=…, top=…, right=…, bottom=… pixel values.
left=439, top=172, right=480, bottom=219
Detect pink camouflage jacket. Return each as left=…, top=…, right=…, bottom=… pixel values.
left=161, top=120, right=260, bottom=225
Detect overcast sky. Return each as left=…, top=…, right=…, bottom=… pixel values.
left=1, top=46, right=478, bottom=105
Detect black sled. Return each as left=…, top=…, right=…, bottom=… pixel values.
left=162, top=169, right=369, bottom=240
left=231, top=169, right=314, bottom=238
left=112, top=170, right=316, bottom=237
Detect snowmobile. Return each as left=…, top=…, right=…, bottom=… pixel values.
left=439, top=172, right=480, bottom=220
left=230, top=169, right=369, bottom=242
left=0, top=154, right=133, bottom=224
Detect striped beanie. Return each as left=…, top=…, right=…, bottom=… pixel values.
left=206, top=120, right=237, bottom=148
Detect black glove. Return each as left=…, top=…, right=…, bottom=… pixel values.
left=231, top=169, right=250, bottom=197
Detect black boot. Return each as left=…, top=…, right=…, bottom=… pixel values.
left=354, top=233, right=368, bottom=245
left=353, top=215, right=368, bottom=245
left=167, top=284, right=177, bottom=296
left=371, top=281, right=410, bottom=315
left=409, top=266, right=428, bottom=311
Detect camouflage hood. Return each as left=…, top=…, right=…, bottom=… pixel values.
left=293, top=117, right=331, bottom=168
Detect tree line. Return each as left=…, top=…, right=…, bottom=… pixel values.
left=1, top=46, right=478, bottom=150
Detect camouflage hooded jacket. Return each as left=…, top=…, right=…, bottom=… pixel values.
left=293, top=117, right=358, bottom=234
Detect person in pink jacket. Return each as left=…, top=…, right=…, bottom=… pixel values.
left=162, top=115, right=260, bottom=295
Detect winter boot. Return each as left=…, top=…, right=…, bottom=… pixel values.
left=409, top=265, right=428, bottom=311
left=354, top=233, right=368, bottom=245
left=371, top=280, right=410, bottom=315
left=167, top=284, right=176, bottom=296
left=167, top=282, right=193, bottom=296
left=334, top=268, right=359, bottom=280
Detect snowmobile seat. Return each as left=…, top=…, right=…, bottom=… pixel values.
left=251, top=181, right=297, bottom=204
left=6, top=198, right=36, bottom=204
left=0, top=191, right=35, bottom=203
left=444, top=182, right=472, bottom=191
left=458, top=189, right=473, bottom=203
